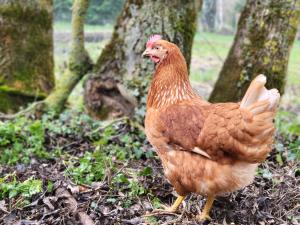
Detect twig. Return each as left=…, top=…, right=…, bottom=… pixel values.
left=143, top=210, right=179, bottom=217
left=40, top=209, right=61, bottom=221
left=87, top=116, right=129, bottom=136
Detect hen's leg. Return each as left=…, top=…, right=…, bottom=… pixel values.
left=197, top=195, right=215, bottom=221
left=167, top=195, right=185, bottom=212
left=151, top=195, right=185, bottom=214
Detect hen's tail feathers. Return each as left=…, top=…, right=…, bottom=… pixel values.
left=239, top=75, right=280, bottom=162
left=240, top=74, right=280, bottom=114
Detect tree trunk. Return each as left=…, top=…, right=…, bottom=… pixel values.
left=43, top=0, right=92, bottom=113
left=201, top=0, right=217, bottom=32
left=84, top=0, right=202, bottom=119
left=0, top=0, right=54, bottom=113
left=209, top=0, right=300, bottom=103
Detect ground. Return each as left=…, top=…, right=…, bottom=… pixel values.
left=0, top=112, right=299, bottom=225
left=0, top=23, right=299, bottom=225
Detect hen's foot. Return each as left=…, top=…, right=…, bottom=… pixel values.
left=146, top=195, right=186, bottom=215
left=152, top=205, right=178, bottom=214
left=144, top=205, right=179, bottom=217
left=153, top=203, right=179, bottom=213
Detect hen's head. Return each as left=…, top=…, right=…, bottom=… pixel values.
left=142, top=35, right=180, bottom=64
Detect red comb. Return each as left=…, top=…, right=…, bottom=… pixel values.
left=146, top=34, right=162, bottom=48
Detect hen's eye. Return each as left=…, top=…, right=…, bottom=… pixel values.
left=153, top=46, right=159, bottom=50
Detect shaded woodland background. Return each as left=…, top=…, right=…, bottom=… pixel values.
left=0, top=0, right=299, bottom=224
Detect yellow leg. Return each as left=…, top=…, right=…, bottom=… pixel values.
left=197, top=195, right=215, bottom=221
left=144, top=195, right=186, bottom=217
left=168, top=195, right=185, bottom=212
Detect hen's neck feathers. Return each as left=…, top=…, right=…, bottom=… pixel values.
left=147, top=48, right=198, bottom=108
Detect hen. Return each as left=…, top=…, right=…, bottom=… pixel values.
left=142, top=35, right=280, bottom=221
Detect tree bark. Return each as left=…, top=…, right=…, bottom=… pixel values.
left=84, top=0, right=202, bottom=119
left=43, top=0, right=92, bottom=113
left=209, top=0, right=300, bottom=103
left=0, top=0, right=54, bottom=113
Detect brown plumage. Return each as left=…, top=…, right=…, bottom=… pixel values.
left=143, top=37, right=280, bottom=220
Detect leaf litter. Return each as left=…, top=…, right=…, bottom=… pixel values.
left=0, top=110, right=299, bottom=225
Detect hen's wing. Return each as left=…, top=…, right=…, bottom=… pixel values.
left=157, top=75, right=280, bottom=163
left=157, top=101, right=208, bottom=151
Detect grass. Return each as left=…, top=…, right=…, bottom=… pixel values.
left=54, top=21, right=113, bottom=33
left=191, top=31, right=300, bottom=86
left=190, top=32, right=233, bottom=83
left=288, top=39, right=300, bottom=85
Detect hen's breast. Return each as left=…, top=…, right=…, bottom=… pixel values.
left=163, top=150, right=258, bottom=196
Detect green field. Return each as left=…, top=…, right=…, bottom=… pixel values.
left=54, top=21, right=113, bottom=33
left=191, top=32, right=300, bottom=85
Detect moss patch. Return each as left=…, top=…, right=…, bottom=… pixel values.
left=0, top=1, right=54, bottom=112
left=0, top=88, right=44, bottom=113
left=0, top=1, right=54, bottom=96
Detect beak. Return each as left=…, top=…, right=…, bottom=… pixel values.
left=142, top=48, right=151, bottom=57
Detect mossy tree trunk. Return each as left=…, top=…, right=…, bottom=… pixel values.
left=209, top=0, right=300, bottom=103
left=84, top=0, right=202, bottom=119
left=0, top=0, right=54, bottom=113
left=43, top=0, right=92, bottom=113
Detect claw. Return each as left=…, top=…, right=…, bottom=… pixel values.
left=152, top=203, right=178, bottom=214
left=144, top=205, right=179, bottom=217
left=160, top=204, right=177, bottom=212
left=145, top=195, right=185, bottom=216
left=152, top=207, right=177, bottom=214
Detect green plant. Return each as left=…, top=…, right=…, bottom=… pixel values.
left=275, top=111, right=300, bottom=162
left=0, top=174, right=42, bottom=201
left=0, top=118, right=49, bottom=165
left=144, top=216, right=159, bottom=225
left=65, top=149, right=113, bottom=184
left=93, top=124, right=154, bottom=161
left=128, top=179, right=146, bottom=197
left=151, top=197, right=162, bottom=209
left=139, top=167, right=153, bottom=176
left=287, top=137, right=300, bottom=161
left=276, top=111, right=300, bottom=137
left=112, top=172, right=147, bottom=198
left=256, top=167, right=273, bottom=179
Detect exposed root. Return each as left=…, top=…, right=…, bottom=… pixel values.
left=0, top=101, right=46, bottom=120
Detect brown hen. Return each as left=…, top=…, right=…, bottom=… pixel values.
left=143, top=35, right=280, bottom=221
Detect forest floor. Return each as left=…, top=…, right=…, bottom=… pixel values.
left=0, top=24, right=299, bottom=225
left=0, top=111, right=299, bottom=225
